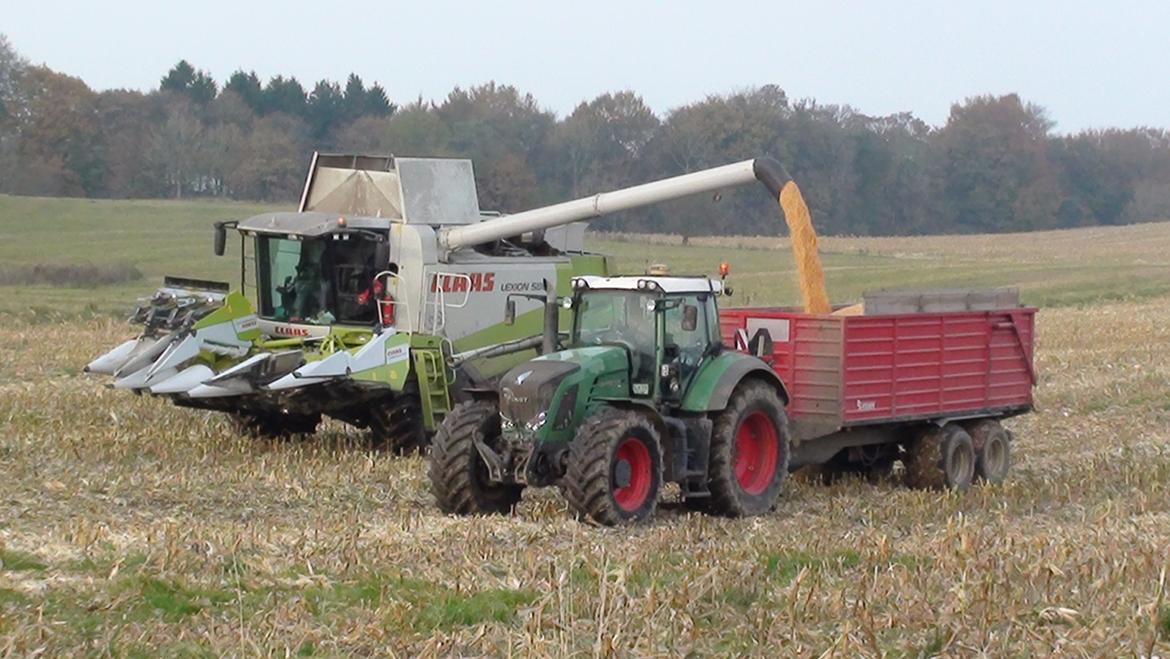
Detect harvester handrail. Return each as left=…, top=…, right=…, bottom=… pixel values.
left=374, top=269, right=413, bottom=333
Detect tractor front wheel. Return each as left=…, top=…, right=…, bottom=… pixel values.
left=565, top=407, right=663, bottom=525
left=705, top=381, right=790, bottom=517
left=905, top=424, right=975, bottom=490
left=428, top=401, right=522, bottom=515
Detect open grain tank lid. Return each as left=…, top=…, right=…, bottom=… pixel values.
left=298, top=152, right=481, bottom=225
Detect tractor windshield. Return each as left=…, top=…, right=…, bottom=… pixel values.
left=571, top=290, right=657, bottom=383
left=256, top=236, right=382, bottom=325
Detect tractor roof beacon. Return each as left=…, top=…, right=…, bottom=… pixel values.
left=429, top=272, right=793, bottom=525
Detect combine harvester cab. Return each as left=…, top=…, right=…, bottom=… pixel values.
left=87, top=153, right=612, bottom=450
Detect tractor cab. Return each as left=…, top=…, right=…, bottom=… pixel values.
left=566, top=274, right=723, bottom=400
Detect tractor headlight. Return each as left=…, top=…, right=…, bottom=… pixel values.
left=525, top=411, right=548, bottom=433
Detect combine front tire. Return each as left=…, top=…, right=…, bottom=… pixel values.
left=428, top=401, right=522, bottom=515
left=705, top=381, right=790, bottom=517
left=905, top=424, right=975, bottom=491
left=965, top=419, right=1011, bottom=484
left=368, top=386, right=427, bottom=454
left=565, top=408, right=663, bottom=525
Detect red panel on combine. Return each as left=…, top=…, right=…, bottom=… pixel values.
left=721, top=307, right=1036, bottom=437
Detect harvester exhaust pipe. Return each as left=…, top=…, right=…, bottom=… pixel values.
left=542, top=279, right=558, bottom=355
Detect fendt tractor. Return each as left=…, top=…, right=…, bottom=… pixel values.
left=86, top=153, right=805, bottom=451
left=431, top=270, right=1036, bottom=525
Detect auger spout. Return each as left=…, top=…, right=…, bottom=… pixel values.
left=439, top=158, right=792, bottom=252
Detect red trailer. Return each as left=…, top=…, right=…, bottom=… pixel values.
left=720, top=290, right=1036, bottom=488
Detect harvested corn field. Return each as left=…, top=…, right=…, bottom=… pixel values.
left=1, top=206, right=1169, bottom=654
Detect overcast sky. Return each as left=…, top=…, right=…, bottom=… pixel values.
left=5, top=0, right=1168, bottom=133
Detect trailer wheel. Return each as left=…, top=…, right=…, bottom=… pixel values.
left=965, top=419, right=1012, bottom=484
left=368, top=383, right=427, bottom=454
left=428, top=401, right=522, bottom=515
left=229, top=412, right=320, bottom=438
left=564, top=407, right=662, bottom=525
left=905, top=424, right=975, bottom=491
left=706, top=381, right=791, bottom=517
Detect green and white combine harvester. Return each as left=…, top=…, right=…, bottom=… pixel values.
left=86, top=153, right=794, bottom=452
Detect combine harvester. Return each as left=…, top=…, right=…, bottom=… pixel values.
left=86, top=154, right=806, bottom=450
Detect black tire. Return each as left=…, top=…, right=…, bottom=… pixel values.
left=905, top=424, right=975, bottom=491
left=368, top=385, right=427, bottom=454
left=564, top=407, right=663, bottom=526
left=428, top=401, right=522, bottom=515
left=229, top=411, right=320, bottom=438
left=705, top=381, right=791, bottom=517
left=965, top=419, right=1012, bottom=484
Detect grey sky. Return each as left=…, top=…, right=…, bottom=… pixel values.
left=5, top=0, right=1168, bottom=133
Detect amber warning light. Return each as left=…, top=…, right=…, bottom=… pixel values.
left=719, top=262, right=731, bottom=277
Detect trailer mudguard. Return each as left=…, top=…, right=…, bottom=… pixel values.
left=680, top=351, right=789, bottom=413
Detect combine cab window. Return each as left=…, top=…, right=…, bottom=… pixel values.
left=256, top=236, right=382, bottom=325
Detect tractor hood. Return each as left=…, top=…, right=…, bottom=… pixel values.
left=499, top=346, right=630, bottom=439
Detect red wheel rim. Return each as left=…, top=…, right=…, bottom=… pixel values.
left=613, top=436, right=653, bottom=512
left=734, top=411, right=779, bottom=495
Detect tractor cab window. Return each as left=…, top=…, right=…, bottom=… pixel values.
left=571, top=290, right=657, bottom=385
left=663, top=294, right=711, bottom=384
left=256, top=236, right=381, bottom=325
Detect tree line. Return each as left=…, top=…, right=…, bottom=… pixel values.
left=1, top=35, right=1168, bottom=236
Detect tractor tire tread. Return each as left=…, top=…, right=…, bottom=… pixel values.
left=565, top=408, right=661, bottom=526
left=428, top=400, right=521, bottom=515
left=705, top=380, right=791, bottom=517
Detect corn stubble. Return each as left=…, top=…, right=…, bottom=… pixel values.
left=0, top=288, right=1169, bottom=655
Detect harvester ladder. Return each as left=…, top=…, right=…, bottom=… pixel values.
left=412, top=344, right=453, bottom=431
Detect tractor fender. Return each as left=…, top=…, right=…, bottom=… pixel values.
left=680, top=352, right=789, bottom=413
left=592, top=398, right=670, bottom=440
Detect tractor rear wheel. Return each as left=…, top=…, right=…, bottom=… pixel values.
left=230, top=411, right=320, bottom=438
left=905, top=424, right=975, bottom=490
left=564, top=407, right=663, bottom=525
left=428, top=401, right=522, bottom=515
left=965, top=419, right=1011, bottom=484
left=705, top=381, right=790, bottom=517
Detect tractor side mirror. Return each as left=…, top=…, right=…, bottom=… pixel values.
left=504, top=299, right=516, bottom=326
left=213, top=222, right=228, bottom=256
left=681, top=304, right=699, bottom=332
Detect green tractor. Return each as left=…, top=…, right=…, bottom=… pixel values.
left=429, top=272, right=791, bottom=525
